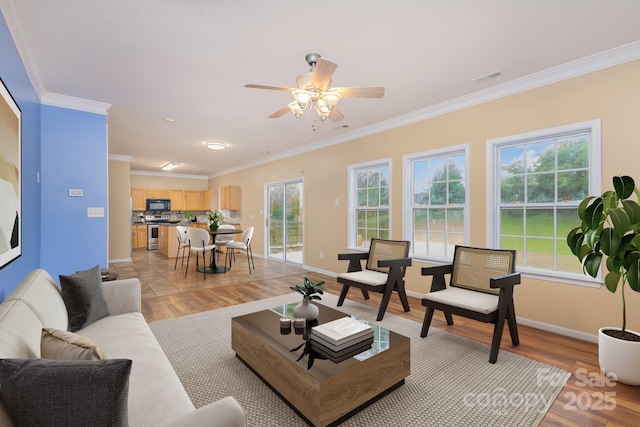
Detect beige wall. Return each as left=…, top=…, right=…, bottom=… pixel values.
left=108, top=159, right=132, bottom=262
left=209, top=59, right=640, bottom=338
left=131, top=174, right=208, bottom=190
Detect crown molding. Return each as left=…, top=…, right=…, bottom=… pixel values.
left=41, top=92, right=111, bottom=115
left=130, top=170, right=209, bottom=180
left=210, top=40, right=640, bottom=179
left=108, top=154, right=132, bottom=162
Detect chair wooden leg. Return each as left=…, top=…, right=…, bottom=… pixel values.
left=337, top=284, right=350, bottom=306
left=360, top=289, right=370, bottom=300
left=444, top=312, right=454, bottom=325
left=506, top=303, right=520, bottom=346
left=377, top=285, right=395, bottom=321
left=395, top=281, right=411, bottom=313
left=420, top=307, right=435, bottom=337
left=489, top=311, right=507, bottom=364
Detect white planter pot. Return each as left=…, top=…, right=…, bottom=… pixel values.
left=292, top=299, right=319, bottom=321
left=598, top=327, right=640, bottom=386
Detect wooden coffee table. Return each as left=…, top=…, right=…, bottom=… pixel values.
left=231, top=303, right=410, bottom=427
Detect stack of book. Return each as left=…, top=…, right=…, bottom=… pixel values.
left=310, top=317, right=374, bottom=363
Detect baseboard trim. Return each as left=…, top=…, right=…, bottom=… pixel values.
left=109, top=257, right=131, bottom=264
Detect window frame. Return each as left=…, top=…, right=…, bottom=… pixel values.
left=347, top=158, right=392, bottom=250
left=403, top=144, right=470, bottom=262
left=486, top=119, right=602, bottom=287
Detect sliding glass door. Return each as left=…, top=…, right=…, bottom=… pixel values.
left=266, top=180, right=303, bottom=264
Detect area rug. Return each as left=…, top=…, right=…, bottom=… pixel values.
left=150, top=293, right=570, bottom=426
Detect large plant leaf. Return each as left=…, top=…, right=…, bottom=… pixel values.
left=584, top=228, right=601, bottom=249
left=577, top=196, right=596, bottom=222
left=584, top=197, right=604, bottom=230
left=627, top=259, right=640, bottom=292
left=582, top=252, right=602, bottom=278
left=609, top=208, right=631, bottom=236
left=622, top=199, right=640, bottom=225
left=566, top=228, right=584, bottom=257
left=606, top=255, right=622, bottom=275
left=604, top=271, right=621, bottom=293
left=600, top=228, right=621, bottom=256
left=613, top=175, right=635, bottom=200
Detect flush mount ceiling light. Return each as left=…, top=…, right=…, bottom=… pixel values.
left=206, top=141, right=227, bottom=150
left=245, top=53, right=384, bottom=123
left=161, top=162, right=182, bottom=171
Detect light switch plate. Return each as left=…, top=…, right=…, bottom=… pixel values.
left=69, top=189, right=83, bottom=197
left=87, top=207, right=104, bottom=217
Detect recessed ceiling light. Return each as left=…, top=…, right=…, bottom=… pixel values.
left=206, top=141, right=227, bottom=150
left=162, top=162, right=181, bottom=171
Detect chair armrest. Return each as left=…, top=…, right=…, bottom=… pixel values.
left=101, top=278, right=142, bottom=315
left=490, top=272, right=521, bottom=289
left=421, top=264, right=452, bottom=276
left=421, top=264, right=452, bottom=292
left=377, top=257, right=412, bottom=269
left=338, top=252, right=369, bottom=272
left=158, top=397, right=246, bottom=427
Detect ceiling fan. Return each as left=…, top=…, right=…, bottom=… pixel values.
left=245, top=53, right=385, bottom=123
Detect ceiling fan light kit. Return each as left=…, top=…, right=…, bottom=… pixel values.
left=246, top=53, right=384, bottom=123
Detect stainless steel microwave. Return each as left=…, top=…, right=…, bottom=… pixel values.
left=146, top=199, right=171, bottom=212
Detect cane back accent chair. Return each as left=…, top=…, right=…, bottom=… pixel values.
left=420, top=245, right=521, bottom=363
left=337, top=238, right=412, bottom=321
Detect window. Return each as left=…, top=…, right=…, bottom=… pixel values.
left=487, top=120, right=601, bottom=284
left=348, top=160, right=390, bottom=248
left=403, top=145, right=469, bottom=259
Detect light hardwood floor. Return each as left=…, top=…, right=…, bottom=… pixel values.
left=111, top=249, right=640, bottom=427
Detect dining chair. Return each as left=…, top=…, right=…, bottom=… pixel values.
left=214, top=224, right=236, bottom=263
left=174, top=226, right=189, bottom=270
left=226, top=227, right=255, bottom=274
left=185, top=227, right=215, bottom=279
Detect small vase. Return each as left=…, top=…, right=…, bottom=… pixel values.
left=210, top=224, right=219, bottom=232
left=293, top=299, right=319, bottom=321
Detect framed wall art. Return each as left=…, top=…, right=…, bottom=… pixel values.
left=0, top=77, right=21, bottom=269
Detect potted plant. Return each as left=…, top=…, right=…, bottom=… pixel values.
left=206, top=210, right=225, bottom=231
left=567, top=175, right=640, bottom=385
left=290, top=277, right=326, bottom=321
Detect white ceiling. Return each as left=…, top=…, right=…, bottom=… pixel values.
left=3, top=0, right=640, bottom=177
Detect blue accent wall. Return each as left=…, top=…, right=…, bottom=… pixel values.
left=41, top=106, right=108, bottom=281
left=0, top=11, right=41, bottom=299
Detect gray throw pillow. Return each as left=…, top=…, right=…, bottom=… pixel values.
left=60, top=264, right=110, bottom=332
left=0, top=358, right=132, bottom=427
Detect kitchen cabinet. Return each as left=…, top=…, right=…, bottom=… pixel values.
left=145, top=189, right=170, bottom=199
left=132, top=225, right=148, bottom=250
left=132, top=188, right=146, bottom=211
left=184, top=190, right=207, bottom=211
left=170, top=190, right=185, bottom=211
left=220, top=186, right=241, bottom=210
left=158, top=224, right=189, bottom=258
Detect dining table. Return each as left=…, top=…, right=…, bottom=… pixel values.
left=197, top=227, right=243, bottom=274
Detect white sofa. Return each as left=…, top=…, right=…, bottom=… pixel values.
left=0, top=269, right=246, bottom=427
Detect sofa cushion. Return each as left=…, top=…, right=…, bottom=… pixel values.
left=60, top=264, right=110, bottom=332
left=41, top=328, right=107, bottom=360
left=0, top=358, right=132, bottom=427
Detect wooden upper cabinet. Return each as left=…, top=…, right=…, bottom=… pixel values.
left=184, top=190, right=204, bottom=211
left=132, top=188, right=146, bottom=211
left=170, top=190, right=185, bottom=211
left=220, top=186, right=241, bottom=210
left=145, top=189, right=170, bottom=199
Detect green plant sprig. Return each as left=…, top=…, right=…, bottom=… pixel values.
left=290, top=277, right=326, bottom=302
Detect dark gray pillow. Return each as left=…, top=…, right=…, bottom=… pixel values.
left=0, top=358, right=132, bottom=427
left=60, top=264, right=110, bottom=332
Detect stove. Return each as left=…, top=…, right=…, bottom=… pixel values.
left=145, top=215, right=169, bottom=250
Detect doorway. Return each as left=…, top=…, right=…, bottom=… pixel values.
left=266, top=179, right=303, bottom=264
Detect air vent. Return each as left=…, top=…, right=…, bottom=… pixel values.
left=472, top=71, right=502, bottom=82
left=335, top=124, right=350, bottom=130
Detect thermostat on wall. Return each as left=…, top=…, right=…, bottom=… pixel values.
left=69, top=189, right=83, bottom=197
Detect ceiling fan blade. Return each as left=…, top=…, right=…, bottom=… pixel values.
left=328, top=107, right=345, bottom=123
left=245, top=84, right=295, bottom=92
left=268, top=105, right=291, bottom=119
left=331, top=87, right=385, bottom=98
left=310, top=58, right=337, bottom=91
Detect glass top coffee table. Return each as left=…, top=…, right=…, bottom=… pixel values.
left=231, top=302, right=410, bottom=427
